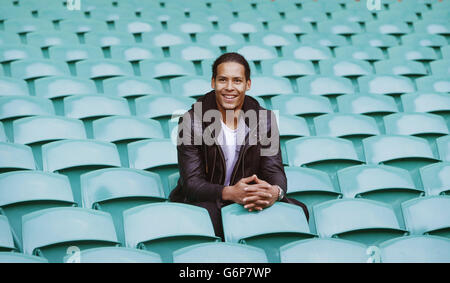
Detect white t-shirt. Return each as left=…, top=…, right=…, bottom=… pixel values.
left=220, top=120, right=239, bottom=186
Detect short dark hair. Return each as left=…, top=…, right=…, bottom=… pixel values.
left=212, top=52, right=251, bottom=81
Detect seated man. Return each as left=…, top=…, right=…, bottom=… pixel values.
left=169, top=52, right=308, bottom=239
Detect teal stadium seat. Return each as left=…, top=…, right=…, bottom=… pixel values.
left=334, top=46, right=384, bottom=62
left=380, top=235, right=450, bottom=263
left=0, top=45, right=42, bottom=76
left=123, top=203, right=219, bottom=263
left=366, top=20, right=410, bottom=36
left=280, top=238, right=369, bottom=263
left=34, top=76, right=97, bottom=100
left=0, top=215, right=15, bottom=251
left=420, top=162, right=450, bottom=196
left=26, top=31, right=79, bottom=56
left=414, top=19, right=449, bottom=36
left=173, top=242, right=268, bottom=263
left=0, top=170, right=75, bottom=251
left=0, top=32, right=21, bottom=45
left=401, top=92, right=450, bottom=125
left=59, top=19, right=108, bottom=35
left=84, top=32, right=137, bottom=57
left=114, top=19, right=162, bottom=38
left=351, top=33, right=398, bottom=49
left=246, top=76, right=292, bottom=106
left=10, top=59, right=69, bottom=83
left=416, top=76, right=450, bottom=93
left=22, top=207, right=119, bottom=263
left=75, top=247, right=162, bottom=263
left=0, top=77, right=29, bottom=97
left=63, top=94, right=130, bottom=120
left=374, top=60, right=427, bottom=77
left=227, top=21, right=260, bottom=43
left=169, top=44, right=220, bottom=75
left=284, top=44, right=333, bottom=61
left=0, top=142, right=36, bottom=172
left=431, top=60, right=450, bottom=76
left=284, top=166, right=341, bottom=234
left=313, top=198, right=407, bottom=246
left=331, top=9, right=374, bottom=25
left=278, top=114, right=310, bottom=165
left=250, top=32, right=296, bottom=58
left=37, top=8, right=84, bottom=26
left=402, top=33, right=447, bottom=49
left=0, top=122, right=6, bottom=142
left=319, top=59, right=373, bottom=78
left=4, top=19, right=53, bottom=43
left=388, top=45, right=438, bottom=62
left=48, top=44, right=104, bottom=64
left=233, top=44, right=277, bottom=74
left=0, top=252, right=48, bottom=263
left=268, top=20, right=313, bottom=42
left=81, top=168, right=166, bottom=245
left=141, top=32, right=191, bottom=57
left=127, top=138, right=178, bottom=197
left=300, top=33, right=348, bottom=49
left=110, top=45, right=165, bottom=75
left=196, top=32, right=245, bottom=54
left=41, top=139, right=121, bottom=205
left=221, top=202, right=313, bottom=263
left=170, top=76, right=212, bottom=98
left=317, top=20, right=362, bottom=36
left=401, top=196, right=450, bottom=238
left=168, top=20, right=212, bottom=43
left=358, top=75, right=416, bottom=96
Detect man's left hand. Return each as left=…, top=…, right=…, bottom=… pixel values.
left=242, top=176, right=279, bottom=212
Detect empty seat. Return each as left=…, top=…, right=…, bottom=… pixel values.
left=63, top=95, right=130, bottom=120
left=228, top=21, right=259, bottom=39
left=48, top=45, right=104, bottom=63
left=334, top=46, right=384, bottom=61
left=0, top=123, right=6, bottom=142
left=416, top=76, right=450, bottom=93
left=81, top=168, right=166, bottom=245
left=0, top=215, right=15, bottom=251
left=110, top=45, right=165, bottom=63
left=319, top=59, right=373, bottom=77
left=314, top=113, right=380, bottom=138
left=84, top=31, right=136, bottom=49
left=34, top=76, right=97, bottom=100
left=10, top=59, right=70, bottom=80
left=414, top=20, right=449, bottom=36
left=380, top=235, right=450, bottom=263
left=196, top=32, right=245, bottom=53
left=366, top=20, right=410, bottom=36
left=169, top=45, right=219, bottom=74
left=268, top=20, right=314, bottom=39
left=103, top=76, right=164, bottom=99
left=140, top=59, right=196, bottom=92
left=222, top=202, right=313, bottom=263
left=431, top=60, right=450, bottom=76
left=141, top=32, right=190, bottom=50
left=420, top=162, right=450, bottom=196
left=114, top=19, right=162, bottom=36
left=314, top=198, right=407, bottom=245
left=358, top=75, right=415, bottom=96
left=4, top=18, right=53, bottom=35
left=280, top=238, right=369, bottom=263
left=247, top=76, right=292, bottom=99
left=388, top=46, right=438, bottom=62
left=233, top=44, right=277, bottom=62
left=22, top=207, right=119, bottom=263
left=317, top=20, right=362, bottom=36
left=278, top=115, right=310, bottom=164
left=0, top=142, right=36, bottom=172
left=170, top=76, right=211, bottom=97
left=302, top=33, right=349, bottom=48
left=0, top=96, right=55, bottom=121
left=123, top=203, right=219, bottom=263
left=297, top=75, right=354, bottom=97
left=284, top=44, right=332, bottom=61
left=59, top=19, right=108, bottom=34
left=0, top=32, right=20, bottom=45
left=338, top=93, right=398, bottom=117
left=127, top=138, right=178, bottom=197
left=173, top=242, right=268, bottom=263
left=402, top=33, right=447, bottom=48
left=75, top=247, right=162, bottom=263
left=0, top=171, right=75, bottom=250
left=26, top=31, right=78, bottom=49
left=261, top=58, right=315, bottom=79
left=402, top=196, right=450, bottom=238
left=75, top=59, right=134, bottom=80
left=351, top=33, right=398, bottom=49
left=0, top=45, right=42, bottom=63
left=271, top=94, right=333, bottom=122
left=0, top=252, right=48, bottom=263
left=87, top=8, right=136, bottom=23
left=374, top=59, right=428, bottom=77
left=0, top=77, right=29, bottom=97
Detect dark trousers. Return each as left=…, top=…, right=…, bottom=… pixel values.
left=191, top=198, right=309, bottom=241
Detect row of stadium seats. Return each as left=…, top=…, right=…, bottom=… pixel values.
left=0, top=198, right=449, bottom=263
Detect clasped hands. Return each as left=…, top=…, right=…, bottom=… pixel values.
left=222, top=174, right=280, bottom=212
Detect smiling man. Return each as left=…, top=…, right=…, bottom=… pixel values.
left=169, top=52, right=308, bottom=239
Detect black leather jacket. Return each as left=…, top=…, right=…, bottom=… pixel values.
left=169, top=90, right=287, bottom=209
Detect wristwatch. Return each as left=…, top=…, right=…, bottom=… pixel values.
left=275, top=185, right=285, bottom=201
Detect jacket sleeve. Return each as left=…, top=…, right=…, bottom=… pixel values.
left=176, top=111, right=225, bottom=203
left=257, top=110, right=288, bottom=194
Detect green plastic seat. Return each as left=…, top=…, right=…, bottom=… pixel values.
left=297, top=75, right=354, bottom=98
left=37, top=8, right=84, bottom=23
left=48, top=45, right=103, bottom=63
left=388, top=0, right=428, bottom=13
left=0, top=7, right=32, bottom=23
left=374, top=60, right=427, bottom=77
left=34, top=76, right=97, bottom=100
left=84, top=32, right=136, bottom=50
left=358, top=75, right=415, bottom=96
left=250, top=32, right=296, bottom=56
left=222, top=202, right=313, bottom=263
left=280, top=238, right=369, bottom=263
left=278, top=115, right=310, bottom=164
left=247, top=76, right=292, bottom=101
left=314, top=113, right=379, bottom=137
left=123, top=203, right=219, bottom=263
left=0, top=45, right=42, bottom=63
left=3, top=18, right=53, bottom=35
left=75, top=247, right=162, bottom=263
left=102, top=76, right=164, bottom=100
left=127, top=138, right=178, bottom=197
left=414, top=19, right=450, bottom=36
left=141, top=32, right=190, bottom=50
left=334, top=46, right=384, bottom=61
left=75, top=59, right=134, bottom=80
left=351, top=33, right=398, bottom=48
left=317, top=20, right=362, bottom=36
left=284, top=44, right=332, bottom=61
left=0, top=32, right=21, bottom=45
left=268, top=20, right=314, bottom=40
left=81, top=168, right=166, bottom=245
left=170, top=76, right=212, bottom=97
left=169, top=20, right=212, bottom=42
left=109, top=45, right=165, bottom=64
left=388, top=46, right=438, bottom=62
left=319, top=59, right=372, bottom=77
left=402, top=33, right=447, bottom=48
left=26, top=31, right=79, bottom=49
left=431, top=60, right=450, bottom=76
left=420, top=162, right=450, bottom=196
left=0, top=215, right=15, bottom=251
left=376, top=10, right=419, bottom=23
left=0, top=77, right=29, bottom=97
left=173, top=242, right=268, bottom=263
left=59, top=19, right=108, bottom=34
left=301, top=1, right=342, bottom=13
left=380, top=235, right=450, bottom=263
left=301, top=33, right=348, bottom=48
left=228, top=21, right=259, bottom=40
left=0, top=96, right=55, bottom=120
left=232, top=44, right=277, bottom=63
left=114, top=19, right=162, bottom=35
left=337, top=164, right=423, bottom=227
left=284, top=10, right=327, bottom=25
left=0, top=142, right=36, bottom=172
left=402, top=196, right=450, bottom=238
left=10, top=59, right=70, bottom=80
left=314, top=198, right=407, bottom=245
left=331, top=10, right=374, bottom=25
left=0, top=252, right=48, bottom=263
left=284, top=166, right=341, bottom=234
left=437, top=136, right=450, bottom=162
left=271, top=94, right=333, bottom=117
left=196, top=32, right=245, bottom=53
left=416, top=76, right=450, bottom=93
left=13, top=115, right=86, bottom=145
left=135, top=95, right=194, bottom=120
left=63, top=94, right=130, bottom=120
left=0, top=171, right=75, bottom=251
left=87, top=8, right=136, bottom=23
left=337, top=93, right=398, bottom=116
left=22, top=207, right=119, bottom=263
left=366, top=20, right=410, bottom=36
left=261, top=58, right=315, bottom=79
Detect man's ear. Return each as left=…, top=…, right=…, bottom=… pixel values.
left=246, top=79, right=251, bottom=91
left=211, top=77, right=215, bottom=89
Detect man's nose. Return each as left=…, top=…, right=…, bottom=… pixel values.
left=226, top=81, right=234, bottom=90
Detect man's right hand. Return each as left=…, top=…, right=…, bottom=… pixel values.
left=222, top=175, right=273, bottom=209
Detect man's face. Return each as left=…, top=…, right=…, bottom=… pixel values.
left=212, top=61, right=251, bottom=112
